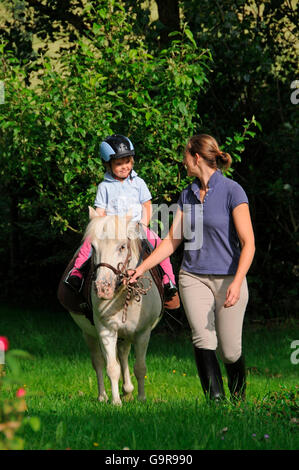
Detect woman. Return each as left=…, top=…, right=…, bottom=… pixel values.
left=129, top=134, right=255, bottom=401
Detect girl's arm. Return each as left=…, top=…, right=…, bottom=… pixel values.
left=140, top=200, right=152, bottom=227
left=95, top=207, right=107, bottom=217
left=224, top=203, right=255, bottom=307
left=129, top=208, right=184, bottom=282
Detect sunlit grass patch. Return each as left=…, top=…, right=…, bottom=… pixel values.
left=1, top=306, right=298, bottom=450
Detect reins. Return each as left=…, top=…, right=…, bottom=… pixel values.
left=92, top=238, right=152, bottom=323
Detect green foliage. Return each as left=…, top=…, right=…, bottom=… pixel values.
left=256, top=385, right=299, bottom=422
left=0, top=0, right=261, bottom=311
left=0, top=343, right=40, bottom=450
left=179, top=0, right=298, bottom=317
left=0, top=5, right=213, bottom=236
left=222, top=115, right=261, bottom=177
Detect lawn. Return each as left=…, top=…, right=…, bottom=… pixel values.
left=0, top=305, right=298, bottom=450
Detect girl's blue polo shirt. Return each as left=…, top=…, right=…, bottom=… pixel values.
left=94, top=170, right=151, bottom=222
left=177, top=170, right=249, bottom=275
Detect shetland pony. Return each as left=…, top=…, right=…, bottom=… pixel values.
left=69, top=209, right=162, bottom=405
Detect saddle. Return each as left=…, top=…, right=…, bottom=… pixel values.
left=57, top=240, right=164, bottom=325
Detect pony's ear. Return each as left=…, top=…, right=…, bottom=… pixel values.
left=89, top=206, right=99, bottom=219
left=127, top=220, right=140, bottom=240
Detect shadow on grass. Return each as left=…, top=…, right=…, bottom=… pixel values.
left=1, top=304, right=298, bottom=381
left=1, top=303, right=193, bottom=359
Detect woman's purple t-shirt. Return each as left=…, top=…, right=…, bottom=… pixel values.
left=177, top=170, right=249, bottom=275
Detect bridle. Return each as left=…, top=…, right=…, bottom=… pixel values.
left=93, top=238, right=133, bottom=283
left=92, top=238, right=152, bottom=323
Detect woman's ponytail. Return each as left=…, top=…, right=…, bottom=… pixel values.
left=187, top=134, right=232, bottom=171
left=216, top=151, right=232, bottom=171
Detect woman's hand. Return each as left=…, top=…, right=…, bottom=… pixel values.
left=224, top=280, right=241, bottom=308
left=224, top=203, right=255, bottom=308
left=126, top=265, right=145, bottom=284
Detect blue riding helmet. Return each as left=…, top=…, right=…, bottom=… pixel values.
left=100, top=134, right=135, bottom=162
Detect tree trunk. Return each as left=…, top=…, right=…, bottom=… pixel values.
left=9, top=194, right=20, bottom=278
left=155, top=0, right=180, bottom=46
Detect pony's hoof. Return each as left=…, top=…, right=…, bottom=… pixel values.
left=112, top=399, right=122, bottom=406
left=123, top=392, right=134, bottom=402
left=98, top=393, right=108, bottom=403
left=137, top=395, right=146, bottom=403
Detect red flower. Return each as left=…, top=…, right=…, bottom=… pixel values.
left=0, top=337, right=9, bottom=351
left=16, top=388, right=26, bottom=398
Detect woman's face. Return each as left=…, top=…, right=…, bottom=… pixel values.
left=183, top=149, right=198, bottom=177
left=110, top=156, right=133, bottom=180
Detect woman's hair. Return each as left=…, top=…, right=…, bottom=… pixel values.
left=187, top=134, right=232, bottom=171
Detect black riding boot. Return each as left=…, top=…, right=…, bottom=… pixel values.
left=224, top=355, right=246, bottom=401
left=193, top=347, right=225, bottom=401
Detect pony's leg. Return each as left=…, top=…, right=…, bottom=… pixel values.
left=97, top=327, right=122, bottom=406
left=133, top=330, right=151, bottom=402
left=117, top=340, right=134, bottom=401
left=82, top=332, right=108, bottom=402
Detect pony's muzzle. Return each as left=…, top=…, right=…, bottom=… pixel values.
left=94, top=277, right=116, bottom=299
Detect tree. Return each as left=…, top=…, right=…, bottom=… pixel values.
left=0, top=2, right=217, bottom=300
left=180, top=0, right=298, bottom=316
left=155, top=0, right=180, bottom=45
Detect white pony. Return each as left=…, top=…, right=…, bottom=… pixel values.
left=69, top=208, right=162, bottom=405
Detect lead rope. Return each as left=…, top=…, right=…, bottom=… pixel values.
left=117, top=266, right=152, bottom=323
left=93, top=239, right=153, bottom=323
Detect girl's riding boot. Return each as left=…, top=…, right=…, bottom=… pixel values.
left=224, top=355, right=246, bottom=401
left=193, top=347, right=225, bottom=401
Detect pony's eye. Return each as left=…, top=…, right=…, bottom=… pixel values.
left=119, top=244, right=126, bottom=253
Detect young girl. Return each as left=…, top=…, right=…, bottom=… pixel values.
left=65, top=134, right=180, bottom=309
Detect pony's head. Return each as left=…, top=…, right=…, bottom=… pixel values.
left=85, top=208, right=141, bottom=300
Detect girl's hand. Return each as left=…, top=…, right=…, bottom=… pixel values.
left=224, top=281, right=241, bottom=308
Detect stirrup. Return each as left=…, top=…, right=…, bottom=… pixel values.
left=64, top=269, right=84, bottom=293
left=164, top=279, right=178, bottom=300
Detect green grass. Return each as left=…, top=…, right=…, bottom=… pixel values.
left=1, top=305, right=298, bottom=450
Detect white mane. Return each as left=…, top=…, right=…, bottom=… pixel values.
left=83, top=215, right=141, bottom=259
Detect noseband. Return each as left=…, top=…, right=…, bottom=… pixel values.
left=92, top=238, right=152, bottom=323
left=93, top=238, right=133, bottom=281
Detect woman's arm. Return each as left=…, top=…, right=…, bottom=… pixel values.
left=129, top=208, right=184, bottom=282
left=224, top=203, right=255, bottom=308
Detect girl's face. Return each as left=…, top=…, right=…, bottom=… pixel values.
left=110, top=157, right=133, bottom=181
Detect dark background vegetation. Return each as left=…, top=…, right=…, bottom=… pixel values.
left=0, top=0, right=298, bottom=322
